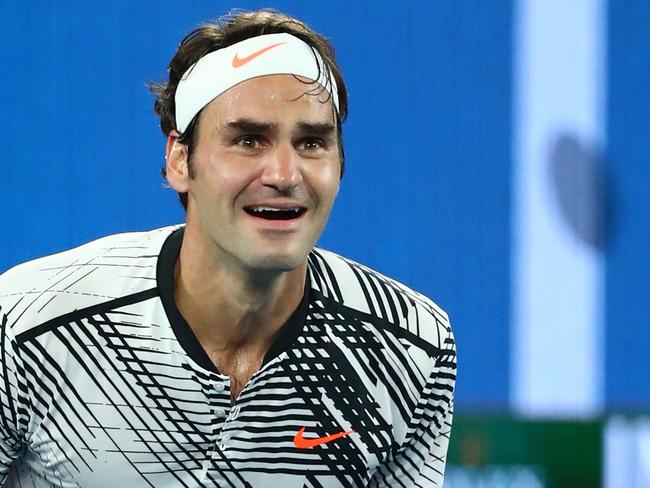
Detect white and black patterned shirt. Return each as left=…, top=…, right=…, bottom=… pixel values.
left=0, top=226, right=456, bottom=487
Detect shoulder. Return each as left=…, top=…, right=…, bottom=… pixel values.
left=307, top=247, right=453, bottom=356
left=0, top=225, right=180, bottom=337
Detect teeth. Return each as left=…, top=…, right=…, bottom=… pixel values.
left=249, top=207, right=300, bottom=213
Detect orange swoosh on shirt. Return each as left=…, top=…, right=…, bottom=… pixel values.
left=231, top=41, right=288, bottom=68
left=293, top=427, right=355, bottom=449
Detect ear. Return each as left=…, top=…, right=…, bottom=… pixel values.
left=165, top=130, right=191, bottom=193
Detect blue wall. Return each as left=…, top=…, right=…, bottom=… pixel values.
left=606, top=1, right=650, bottom=409
left=0, top=1, right=513, bottom=410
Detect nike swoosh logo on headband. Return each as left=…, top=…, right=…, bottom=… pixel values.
left=293, top=427, right=354, bottom=449
left=232, top=41, right=288, bottom=68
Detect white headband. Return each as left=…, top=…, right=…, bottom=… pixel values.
left=174, top=33, right=339, bottom=133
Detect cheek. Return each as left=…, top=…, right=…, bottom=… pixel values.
left=314, top=166, right=341, bottom=206
left=196, top=155, right=260, bottom=195
left=327, top=173, right=341, bottom=200
left=325, top=161, right=343, bottom=192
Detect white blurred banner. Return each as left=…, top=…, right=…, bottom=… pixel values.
left=512, top=0, right=607, bottom=417
left=605, top=416, right=650, bottom=488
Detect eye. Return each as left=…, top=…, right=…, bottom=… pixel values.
left=235, top=135, right=266, bottom=150
left=298, top=138, right=325, bottom=151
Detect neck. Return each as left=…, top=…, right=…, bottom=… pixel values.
left=174, top=224, right=307, bottom=355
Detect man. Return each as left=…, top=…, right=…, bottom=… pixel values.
left=0, top=9, right=456, bottom=488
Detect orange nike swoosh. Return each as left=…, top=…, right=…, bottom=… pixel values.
left=293, top=427, right=355, bottom=449
left=232, top=41, right=288, bottom=68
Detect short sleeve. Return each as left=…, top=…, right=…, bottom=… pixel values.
left=0, top=305, right=28, bottom=484
left=369, top=328, right=457, bottom=487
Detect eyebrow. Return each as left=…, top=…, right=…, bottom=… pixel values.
left=224, top=118, right=336, bottom=137
left=225, top=118, right=275, bottom=133
left=296, top=122, right=336, bottom=137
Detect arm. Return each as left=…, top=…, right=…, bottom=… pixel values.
left=369, top=331, right=457, bottom=487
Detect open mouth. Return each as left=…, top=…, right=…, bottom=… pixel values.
left=243, top=206, right=307, bottom=221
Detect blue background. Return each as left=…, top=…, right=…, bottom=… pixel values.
left=605, top=1, right=650, bottom=410
left=7, top=0, right=621, bottom=413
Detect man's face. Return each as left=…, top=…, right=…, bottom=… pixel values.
left=179, top=74, right=340, bottom=273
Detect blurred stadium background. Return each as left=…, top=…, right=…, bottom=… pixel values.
left=2, top=1, right=649, bottom=486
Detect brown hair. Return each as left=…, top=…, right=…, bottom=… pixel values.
left=149, top=9, right=349, bottom=209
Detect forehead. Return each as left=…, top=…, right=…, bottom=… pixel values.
left=201, top=74, right=336, bottom=125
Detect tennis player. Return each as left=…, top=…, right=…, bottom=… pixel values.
left=0, top=9, right=456, bottom=487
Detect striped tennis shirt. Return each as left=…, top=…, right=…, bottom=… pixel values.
left=0, top=225, right=456, bottom=487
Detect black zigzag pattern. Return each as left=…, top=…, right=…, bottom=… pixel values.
left=0, top=227, right=455, bottom=487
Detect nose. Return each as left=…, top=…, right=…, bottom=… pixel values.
left=260, top=143, right=303, bottom=191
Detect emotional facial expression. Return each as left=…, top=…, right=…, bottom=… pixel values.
left=182, top=74, right=341, bottom=273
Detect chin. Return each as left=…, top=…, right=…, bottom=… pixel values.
left=244, top=249, right=310, bottom=273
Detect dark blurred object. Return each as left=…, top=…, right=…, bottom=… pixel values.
left=548, top=133, right=609, bottom=249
